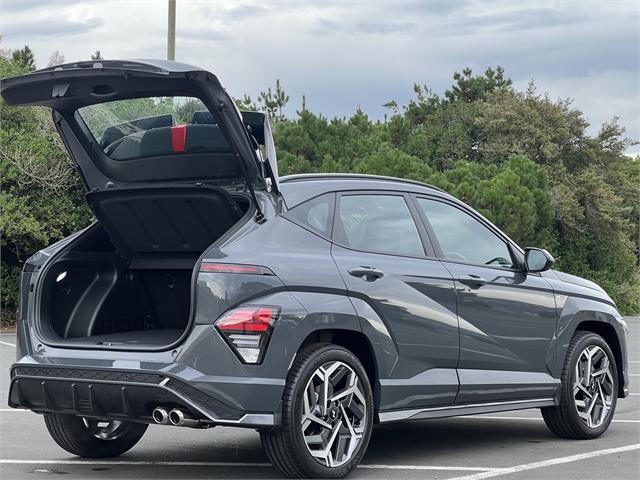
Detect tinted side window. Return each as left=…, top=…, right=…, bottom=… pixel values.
left=336, top=194, right=424, bottom=257
left=284, top=193, right=334, bottom=237
left=416, top=198, right=514, bottom=268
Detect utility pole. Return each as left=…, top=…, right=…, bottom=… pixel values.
left=167, top=0, right=176, bottom=61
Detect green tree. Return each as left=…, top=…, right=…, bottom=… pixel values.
left=258, top=80, right=289, bottom=121
left=11, top=46, right=36, bottom=71
left=431, top=156, right=555, bottom=249
left=445, top=66, right=512, bottom=103
left=0, top=52, right=93, bottom=317
left=47, top=50, right=65, bottom=67
left=1, top=53, right=638, bottom=317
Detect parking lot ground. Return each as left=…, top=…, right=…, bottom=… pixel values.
left=1, top=317, right=638, bottom=479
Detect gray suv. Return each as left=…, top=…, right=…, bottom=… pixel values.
left=2, top=61, right=629, bottom=479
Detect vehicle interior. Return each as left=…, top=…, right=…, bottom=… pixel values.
left=33, top=93, right=271, bottom=349
left=38, top=186, right=251, bottom=348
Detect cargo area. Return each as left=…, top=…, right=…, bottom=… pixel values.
left=37, top=186, right=250, bottom=349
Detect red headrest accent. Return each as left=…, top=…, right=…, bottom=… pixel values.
left=170, top=125, right=187, bottom=153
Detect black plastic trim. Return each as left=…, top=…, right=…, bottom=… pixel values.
left=9, top=365, right=243, bottom=421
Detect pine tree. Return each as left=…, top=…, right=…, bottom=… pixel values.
left=11, top=46, right=36, bottom=71
left=47, top=50, right=65, bottom=67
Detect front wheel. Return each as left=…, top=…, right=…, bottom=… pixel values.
left=261, top=344, right=374, bottom=478
left=44, top=413, right=148, bottom=458
left=542, top=331, right=618, bottom=439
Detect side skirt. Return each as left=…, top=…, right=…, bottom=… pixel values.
left=378, top=398, right=556, bottom=423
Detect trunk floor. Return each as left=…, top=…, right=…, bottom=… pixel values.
left=62, top=329, right=183, bottom=347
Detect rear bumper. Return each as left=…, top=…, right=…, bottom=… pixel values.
left=13, top=319, right=292, bottom=427
left=8, top=364, right=275, bottom=428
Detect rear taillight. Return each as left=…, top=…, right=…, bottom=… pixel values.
left=215, top=306, right=280, bottom=364
left=200, top=262, right=274, bottom=275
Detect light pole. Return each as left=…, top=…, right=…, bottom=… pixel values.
left=167, top=0, right=176, bottom=61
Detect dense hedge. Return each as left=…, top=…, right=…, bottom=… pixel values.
left=1, top=53, right=638, bottom=322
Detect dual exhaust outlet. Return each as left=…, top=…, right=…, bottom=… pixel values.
left=152, top=407, right=201, bottom=427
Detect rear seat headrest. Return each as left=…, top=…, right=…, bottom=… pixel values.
left=192, top=110, right=215, bottom=124
left=100, top=114, right=176, bottom=149
left=109, top=124, right=232, bottom=160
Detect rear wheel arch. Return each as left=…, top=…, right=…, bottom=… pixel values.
left=298, top=329, right=379, bottom=408
left=263, top=343, right=374, bottom=477
left=575, top=320, right=624, bottom=397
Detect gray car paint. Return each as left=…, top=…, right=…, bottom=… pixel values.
left=9, top=175, right=629, bottom=429
left=438, top=260, right=559, bottom=404
left=331, top=244, right=460, bottom=410
left=5, top=62, right=626, bottom=433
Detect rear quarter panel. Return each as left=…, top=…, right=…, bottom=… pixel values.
left=201, top=201, right=403, bottom=408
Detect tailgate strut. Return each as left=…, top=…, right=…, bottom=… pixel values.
left=210, top=96, right=266, bottom=224
left=234, top=152, right=265, bottom=223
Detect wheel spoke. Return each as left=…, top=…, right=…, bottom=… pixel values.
left=329, top=365, right=348, bottom=389
left=82, top=418, right=127, bottom=440
left=303, top=386, right=312, bottom=415
left=572, top=344, right=614, bottom=429
left=331, top=375, right=366, bottom=405
left=574, top=381, right=593, bottom=398
left=592, top=356, right=609, bottom=378
left=302, top=413, right=332, bottom=430
left=305, top=433, right=326, bottom=445
left=301, top=360, right=368, bottom=468
left=317, top=422, right=341, bottom=467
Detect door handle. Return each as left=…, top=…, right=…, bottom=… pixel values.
left=348, top=266, right=384, bottom=282
left=457, top=274, right=488, bottom=287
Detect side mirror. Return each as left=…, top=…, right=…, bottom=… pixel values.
left=524, top=248, right=554, bottom=273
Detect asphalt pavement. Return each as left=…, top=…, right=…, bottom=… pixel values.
left=0, top=318, right=638, bottom=479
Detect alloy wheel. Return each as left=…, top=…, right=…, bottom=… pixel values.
left=573, top=345, right=615, bottom=428
left=300, top=361, right=367, bottom=467
left=82, top=418, right=129, bottom=440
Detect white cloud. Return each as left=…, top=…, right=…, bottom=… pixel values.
left=1, top=0, right=638, bottom=153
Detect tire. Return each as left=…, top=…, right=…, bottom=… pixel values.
left=542, top=331, right=618, bottom=439
left=44, top=413, right=148, bottom=458
left=261, top=344, right=374, bottom=478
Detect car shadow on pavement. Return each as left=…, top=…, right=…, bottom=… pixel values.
left=365, top=417, right=555, bottom=463
left=4, top=418, right=559, bottom=480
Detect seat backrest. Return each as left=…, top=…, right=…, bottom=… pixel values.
left=109, top=124, right=232, bottom=160
left=185, top=124, right=231, bottom=153
left=100, top=114, right=175, bottom=149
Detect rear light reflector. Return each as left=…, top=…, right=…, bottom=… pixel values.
left=215, top=306, right=280, bottom=364
left=200, top=263, right=274, bottom=275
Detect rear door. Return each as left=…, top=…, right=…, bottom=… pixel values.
left=330, top=191, right=459, bottom=413
left=412, top=195, right=558, bottom=404
left=0, top=60, right=277, bottom=191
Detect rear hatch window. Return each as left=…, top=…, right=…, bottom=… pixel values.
left=0, top=60, right=276, bottom=189
left=78, top=97, right=232, bottom=161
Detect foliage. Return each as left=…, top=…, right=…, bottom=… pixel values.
left=78, top=96, right=182, bottom=139
left=430, top=155, right=556, bottom=249
left=47, top=50, right=65, bottom=67
left=11, top=46, right=36, bottom=72
left=445, top=66, right=512, bottom=103
left=0, top=54, right=93, bottom=320
left=238, top=79, right=289, bottom=120
left=0, top=51, right=638, bottom=319
left=269, top=70, right=639, bottom=312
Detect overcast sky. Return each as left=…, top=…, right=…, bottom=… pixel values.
left=1, top=0, right=639, bottom=155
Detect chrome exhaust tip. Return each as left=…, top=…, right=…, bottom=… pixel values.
left=169, top=408, right=201, bottom=427
left=169, top=408, right=184, bottom=426
left=152, top=407, right=169, bottom=424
